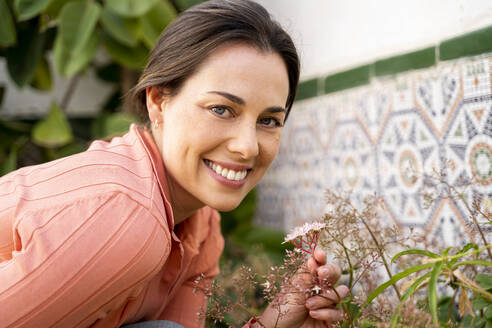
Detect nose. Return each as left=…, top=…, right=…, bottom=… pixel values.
left=227, top=122, right=259, bottom=160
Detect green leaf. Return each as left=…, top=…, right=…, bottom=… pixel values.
left=452, top=243, right=479, bottom=265
left=173, top=0, right=202, bottom=11
left=43, top=0, right=77, bottom=19
left=58, top=0, right=100, bottom=53
left=32, top=103, right=73, bottom=147
left=391, top=249, right=440, bottom=263
left=52, top=142, right=86, bottom=159
left=486, top=305, right=492, bottom=319
left=429, top=261, right=443, bottom=324
left=365, top=262, right=435, bottom=305
left=401, top=271, right=432, bottom=302
left=473, top=296, right=490, bottom=311
left=54, top=27, right=99, bottom=76
left=102, top=34, right=148, bottom=69
left=139, top=0, right=176, bottom=48
left=477, top=274, right=492, bottom=290
left=105, top=0, right=158, bottom=18
left=443, top=246, right=454, bottom=257
left=14, top=0, right=52, bottom=21
left=462, top=315, right=486, bottom=328
left=91, top=111, right=138, bottom=139
left=30, top=56, right=52, bottom=91
left=100, top=7, right=140, bottom=47
left=6, top=24, right=46, bottom=86
left=458, top=243, right=479, bottom=255
left=0, top=0, right=16, bottom=46
left=453, top=260, right=492, bottom=270
left=1, top=145, right=18, bottom=175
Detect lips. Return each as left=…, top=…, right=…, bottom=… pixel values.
left=204, top=159, right=249, bottom=181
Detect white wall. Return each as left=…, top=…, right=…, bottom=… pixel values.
left=254, top=0, right=492, bottom=80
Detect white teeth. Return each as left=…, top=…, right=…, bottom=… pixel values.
left=232, top=171, right=241, bottom=181
left=205, top=160, right=248, bottom=181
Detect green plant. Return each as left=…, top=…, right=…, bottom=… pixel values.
left=0, top=0, right=204, bottom=174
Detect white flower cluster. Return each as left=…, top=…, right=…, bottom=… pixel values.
left=283, top=221, right=327, bottom=243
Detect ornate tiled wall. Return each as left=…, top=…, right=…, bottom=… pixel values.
left=256, top=54, right=492, bottom=246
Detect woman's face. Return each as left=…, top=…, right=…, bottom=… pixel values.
left=149, top=43, right=289, bottom=212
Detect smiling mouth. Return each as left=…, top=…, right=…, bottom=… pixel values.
left=204, top=159, right=250, bottom=181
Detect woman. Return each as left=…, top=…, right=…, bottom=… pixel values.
left=0, top=1, right=349, bottom=327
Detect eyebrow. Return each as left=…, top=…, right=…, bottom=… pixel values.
left=207, top=91, right=286, bottom=114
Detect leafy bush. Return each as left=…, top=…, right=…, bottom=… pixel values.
left=0, top=0, right=203, bottom=173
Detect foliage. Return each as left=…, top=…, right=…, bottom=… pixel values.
left=0, top=0, right=204, bottom=174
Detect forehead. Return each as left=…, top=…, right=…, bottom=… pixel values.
left=182, top=43, right=290, bottom=106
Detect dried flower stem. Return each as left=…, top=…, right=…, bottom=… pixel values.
left=359, top=215, right=402, bottom=299
left=427, top=170, right=492, bottom=261
left=329, top=286, right=354, bottom=328
left=234, top=303, right=266, bottom=327
left=452, top=188, right=492, bottom=261
left=323, top=227, right=355, bottom=288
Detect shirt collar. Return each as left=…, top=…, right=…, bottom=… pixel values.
left=131, top=124, right=203, bottom=252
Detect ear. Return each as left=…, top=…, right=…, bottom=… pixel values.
left=145, top=86, right=166, bottom=123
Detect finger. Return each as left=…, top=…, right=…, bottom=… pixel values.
left=307, top=256, right=319, bottom=273
left=313, top=248, right=327, bottom=265
left=317, top=264, right=342, bottom=286
left=309, top=308, right=346, bottom=322
left=305, top=285, right=350, bottom=310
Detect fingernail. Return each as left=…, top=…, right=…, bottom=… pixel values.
left=310, top=310, right=319, bottom=318
left=306, top=299, right=314, bottom=308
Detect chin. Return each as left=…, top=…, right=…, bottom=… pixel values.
left=206, top=197, right=243, bottom=212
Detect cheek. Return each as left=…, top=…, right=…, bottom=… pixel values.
left=258, top=134, right=281, bottom=167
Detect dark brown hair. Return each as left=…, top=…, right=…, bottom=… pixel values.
left=131, top=0, right=299, bottom=121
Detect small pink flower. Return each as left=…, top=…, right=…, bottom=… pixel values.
left=283, top=221, right=326, bottom=255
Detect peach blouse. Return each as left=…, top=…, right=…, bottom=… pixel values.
left=0, top=124, right=224, bottom=328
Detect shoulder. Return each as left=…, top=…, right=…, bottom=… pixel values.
left=0, top=127, right=159, bottom=213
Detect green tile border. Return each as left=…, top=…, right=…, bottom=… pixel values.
left=295, top=78, right=318, bottom=101
left=374, top=47, right=436, bottom=77
left=295, top=24, right=492, bottom=102
left=440, top=25, right=492, bottom=61
left=324, top=64, right=372, bottom=94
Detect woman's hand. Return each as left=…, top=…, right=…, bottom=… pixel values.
left=257, top=249, right=350, bottom=328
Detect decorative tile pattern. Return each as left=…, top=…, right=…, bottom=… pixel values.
left=256, top=55, right=492, bottom=244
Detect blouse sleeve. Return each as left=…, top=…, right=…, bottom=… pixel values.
left=0, top=191, right=170, bottom=328
left=158, top=209, right=224, bottom=328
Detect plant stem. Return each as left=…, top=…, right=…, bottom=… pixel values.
left=324, top=229, right=354, bottom=288
left=60, top=74, right=81, bottom=111
left=331, top=286, right=355, bottom=328
left=453, top=270, right=492, bottom=302
left=359, top=215, right=402, bottom=299
left=234, top=303, right=266, bottom=327
left=447, top=288, right=458, bottom=323
left=446, top=182, right=492, bottom=261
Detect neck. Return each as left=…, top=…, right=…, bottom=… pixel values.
left=166, top=173, right=204, bottom=225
